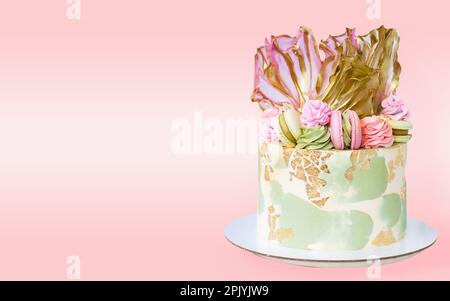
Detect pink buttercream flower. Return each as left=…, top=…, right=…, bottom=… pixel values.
left=300, top=99, right=332, bottom=127
left=360, top=116, right=394, bottom=148
left=381, top=95, right=409, bottom=121
left=260, top=108, right=280, bottom=143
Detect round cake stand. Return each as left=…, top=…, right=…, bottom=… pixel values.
left=224, top=214, right=437, bottom=268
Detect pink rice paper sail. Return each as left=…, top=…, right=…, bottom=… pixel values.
left=252, top=27, right=322, bottom=111
left=252, top=26, right=402, bottom=118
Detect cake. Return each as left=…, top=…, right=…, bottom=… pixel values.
left=252, top=26, right=412, bottom=251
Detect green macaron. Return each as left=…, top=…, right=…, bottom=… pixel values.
left=387, top=119, right=413, bottom=143
left=276, top=109, right=302, bottom=147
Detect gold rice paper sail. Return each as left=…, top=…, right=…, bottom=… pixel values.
left=318, top=26, right=401, bottom=117
left=358, top=26, right=401, bottom=113
left=253, top=26, right=401, bottom=117
left=320, top=54, right=380, bottom=117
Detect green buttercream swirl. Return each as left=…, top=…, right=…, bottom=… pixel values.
left=342, top=112, right=352, bottom=149
left=296, top=126, right=333, bottom=150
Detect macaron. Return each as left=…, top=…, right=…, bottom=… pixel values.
left=387, top=119, right=412, bottom=143
left=346, top=110, right=362, bottom=149
left=330, top=110, right=362, bottom=150
left=329, top=110, right=344, bottom=150
left=275, top=109, right=302, bottom=147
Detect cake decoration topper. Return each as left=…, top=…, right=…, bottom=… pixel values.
left=381, top=94, right=409, bottom=121
left=360, top=116, right=394, bottom=148
left=253, top=26, right=410, bottom=150
left=252, top=27, right=321, bottom=111
left=300, top=99, right=332, bottom=128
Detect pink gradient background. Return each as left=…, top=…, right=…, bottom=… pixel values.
left=0, top=0, right=449, bottom=280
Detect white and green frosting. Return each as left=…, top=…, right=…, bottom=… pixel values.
left=296, top=126, right=333, bottom=150
left=258, top=142, right=407, bottom=251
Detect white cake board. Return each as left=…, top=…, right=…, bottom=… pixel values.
left=224, top=214, right=437, bottom=268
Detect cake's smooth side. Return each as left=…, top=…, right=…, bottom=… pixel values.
left=258, top=141, right=407, bottom=251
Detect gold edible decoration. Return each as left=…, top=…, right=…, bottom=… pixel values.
left=372, top=229, right=397, bottom=246
left=400, top=176, right=407, bottom=201
left=358, top=26, right=401, bottom=107
left=320, top=55, right=381, bottom=117
left=260, top=142, right=274, bottom=182
left=345, top=148, right=378, bottom=182
left=253, top=26, right=401, bottom=117
left=395, top=145, right=406, bottom=167
left=387, top=145, right=406, bottom=183
left=312, top=197, right=329, bottom=208
left=289, top=149, right=331, bottom=205
left=319, top=26, right=401, bottom=117
left=264, top=165, right=271, bottom=182
left=267, top=205, right=294, bottom=241
left=282, top=147, right=294, bottom=166
left=387, top=160, right=396, bottom=183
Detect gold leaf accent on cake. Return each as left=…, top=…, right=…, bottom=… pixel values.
left=269, top=228, right=295, bottom=241
left=368, top=149, right=377, bottom=156
left=387, top=145, right=406, bottom=183
left=312, top=197, right=329, bottom=208
left=387, top=160, right=396, bottom=182
left=372, top=229, right=396, bottom=246
left=400, top=176, right=407, bottom=201
left=345, top=149, right=378, bottom=182
left=361, top=159, right=370, bottom=171
left=267, top=205, right=294, bottom=241
left=323, top=153, right=333, bottom=160
left=395, top=145, right=406, bottom=167
left=306, top=184, right=321, bottom=199
left=345, top=166, right=355, bottom=181
left=264, top=166, right=271, bottom=181
left=260, top=142, right=275, bottom=182
left=320, top=164, right=330, bottom=174
left=289, top=149, right=331, bottom=206
left=305, top=165, right=320, bottom=177
left=283, top=147, right=294, bottom=166
left=350, top=150, right=358, bottom=165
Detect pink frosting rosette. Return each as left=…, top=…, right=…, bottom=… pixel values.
left=260, top=107, right=280, bottom=143
left=360, top=116, right=394, bottom=148
left=381, top=95, right=409, bottom=120
left=300, top=99, right=332, bottom=127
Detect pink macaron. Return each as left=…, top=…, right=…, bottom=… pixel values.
left=346, top=110, right=362, bottom=150
left=330, top=110, right=362, bottom=150
left=330, top=111, right=344, bottom=150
